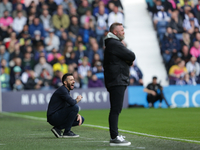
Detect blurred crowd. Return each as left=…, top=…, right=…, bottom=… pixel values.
left=146, top=0, right=200, bottom=85
left=0, top=0, right=143, bottom=92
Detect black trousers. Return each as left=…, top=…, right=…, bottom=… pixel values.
left=47, top=104, right=84, bottom=133
left=147, top=94, right=162, bottom=106
left=108, top=85, right=127, bottom=139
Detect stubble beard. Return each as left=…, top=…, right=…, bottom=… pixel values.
left=67, top=82, right=73, bottom=90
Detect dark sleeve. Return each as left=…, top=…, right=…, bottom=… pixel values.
left=112, top=42, right=136, bottom=62
left=60, top=89, right=77, bottom=106
left=146, top=83, right=151, bottom=89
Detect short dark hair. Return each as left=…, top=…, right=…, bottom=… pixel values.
left=153, top=76, right=157, bottom=80
left=62, top=73, right=73, bottom=85
left=109, top=22, right=123, bottom=33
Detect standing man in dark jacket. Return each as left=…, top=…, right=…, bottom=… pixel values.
left=103, top=22, right=135, bottom=146
left=47, top=73, right=84, bottom=138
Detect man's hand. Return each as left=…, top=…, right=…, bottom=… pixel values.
left=151, top=91, right=156, bottom=96
left=77, top=114, right=82, bottom=126
left=76, top=95, right=83, bottom=103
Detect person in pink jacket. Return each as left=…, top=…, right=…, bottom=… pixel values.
left=190, top=41, right=200, bottom=58
left=0, top=10, right=13, bottom=28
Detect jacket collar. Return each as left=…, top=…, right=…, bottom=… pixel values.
left=104, top=32, right=120, bottom=41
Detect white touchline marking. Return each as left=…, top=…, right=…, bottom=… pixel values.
left=2, top=112, right=200, bottom=144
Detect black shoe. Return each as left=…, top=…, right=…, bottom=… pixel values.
left=63, top=131, right=79, bottom=138
left=51, top=127, right=62, bottom=138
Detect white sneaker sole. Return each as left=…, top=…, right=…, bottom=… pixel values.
left=63, top=135, right=79, bottom=138
left=51, top=129, right=62, bottom=138
left=110, top=142, right=131, bottom=146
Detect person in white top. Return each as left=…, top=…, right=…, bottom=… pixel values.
left=108, top=5, right=124, bottom=27
left=44, top=28, right=60, bottom=52
left=12, top=11, right=27, bottom=34
left=40, top=9, right=52, bottom=33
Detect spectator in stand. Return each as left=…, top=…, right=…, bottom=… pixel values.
left=10, top=65, right=22, bottom=90
left=91, top=52, right=101, bottom=67
left=169, top=60, right=188, bottom=84
left=9, top=43, right=23, bottom=61
left=177, top=0, right=194, bottom=10
left=22, top=52, right=35, bottom=70
left=93, top=1, right=109, bottom=16
left=52, top=6, right=70, bottom=37
left=194, top=0, right=200, bottom=23
left=78, top=57, right=91, bottom=89
left=53, top=56, right=68, bottom=74
left=73, top=71, right=81, bottom=88
left=62, top=0, right=77, bottom=13
left=7, top=32, right=18, bottom=54
left=78, top=22, right=96, bottom=44
left=34, top=44, right=48, bottom=61
left=34, top=56, right=53, bottom=77
left=0, top=45, right=9, bottom=63
left=80, top=10, right=96, bottom=27
left=47, top=48, right=62, bottom=66
left=40, top=9, right=52, bottom=35
left=161, top=33, right=180, bottom=64
left=0, top=10, right=13, bottom=28
left=88, top=42, right=103, bottom=64
left=0, top=0, right=12, bottom=18
left=109, top=0, right=124, bottom=12
left=1, top=59, right=9, bottom=73
left=69, top=16, right=80, bottom=44
left=180, top=45, right=192, bottom=63
left=12, top=11, right=27, bottom=34
left=186, top=56, right=200, bottom=78
left=39, top=68, right=53, bottom=90
left=0, top=66, right=10, bottom=92
left=77, top=0, right=91, bottom=16
left=68, top=6, right=79, bottom=18
left=183, top=12, right=199, bottom=34
left=12, top=3, right=27, bottom=18
left=180, top=32, right=191, bottom=49
left=168, top=10, right=184, bottom=39
left=44, top=28, right=60, bottom=52
left=129, top=61, right=143, bottom=86
left=92, top=61, right=104, bottom=83
left=163, top=0, right=177, bottom=13
left=52, top=70, right=63, bottom=89
left=13, top=78, right=24, bottom=91
left=95, top=5, right=108, bottom=43
left=153, top=7, right=170, bottom=28
left=13, top=0, right=26, bottom=11
left=176, top=73, right=193, bottom=85
left=24, top=70, right=43, bottom=90
left=29, top=17, right=46, bottom=39
left=24, top=0, right=39, bottom=8
left=190, top=41, right=200, bottom=59
left=75, top=42, right=88, bottom=64
left=47, top=0, right=58, bottom=16
left=66, top=51, right=78, bottom=66
left=59, top=32, right=68, bottom=53
left=108, top=5, right=124, bottom=27
left=88, top=74, right=104, bottom=88
left=32, top=30, right=44, bottom=50
left=193, top=32, right=200, bottom=43
left=63, top=46, right=73, bottom=60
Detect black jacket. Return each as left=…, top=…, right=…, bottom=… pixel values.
left=103, top=32, right=135, bottom=89
left=47, top=85, right=77, bottom=118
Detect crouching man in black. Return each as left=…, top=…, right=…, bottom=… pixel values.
left=144, top=76, right=163, bottom=108
left=47, top=73, right=84, bottom=138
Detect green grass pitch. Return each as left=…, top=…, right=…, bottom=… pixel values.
left=0, top=107, right=200, bottom=150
